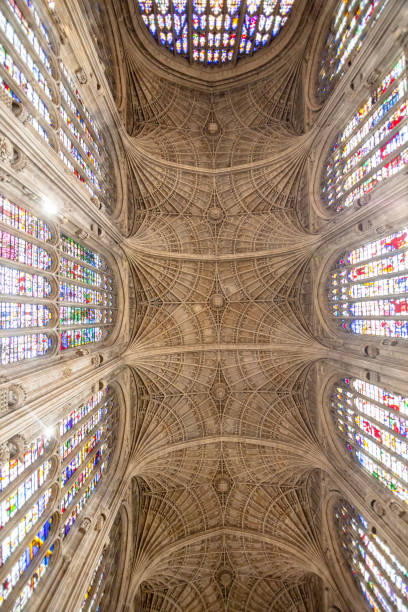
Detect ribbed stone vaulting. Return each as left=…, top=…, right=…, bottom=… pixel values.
left=93, top=0, right=335, bottom=609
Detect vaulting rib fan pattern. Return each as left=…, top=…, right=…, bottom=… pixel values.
left=102, top=0, right=337, bottom=607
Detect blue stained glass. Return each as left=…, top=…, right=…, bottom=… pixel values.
left=329, top=225, right=408, bottom=339
left=137, top=0, right=294, bottom=64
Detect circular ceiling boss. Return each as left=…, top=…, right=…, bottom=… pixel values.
left=138, top=0, right=295, bottom=66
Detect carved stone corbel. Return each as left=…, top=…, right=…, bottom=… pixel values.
left=0, top=133, right=14, bottom=164
left=79, top=517, right=92, bottom=534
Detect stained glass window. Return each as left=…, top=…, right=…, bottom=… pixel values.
left=0, top=333, right=52, bottom=365
left=138, top=0, right=295, bottom=65
left=0, top=266, right=52, bottom=298
left=80, top=511, right=122, bottom=612
left=58, top=235, right=115, bottom=351
left=322, top=52, right=408, bottom=212
left=329, top=226, right=408, bottom=338
left=0, top=196, right=52, bottom=241
left=0, top=0, right=112, bottom=205
left=335, top=500, right=408, bottom=611
left=317, top=0, right=389, bottom=102
left=0, top=435, right=54, bottom=609
left=0, top=384, right=118, bottom=609
left=58, top=65, right=107, bottom=199
left=0, top=230, right=52, bottom=270
left=60, top=387, right=117, bottom=538
left=332, top=377, right=408, bottom=504
left=0, top=195, right=116, bottom=366
left=0, top=303, right=51, bottom=329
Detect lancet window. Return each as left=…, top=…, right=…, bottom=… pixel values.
left=0, top=194, right=116, bottom=366
left=335, top=499, right=408, bottom=611
left=317, top=0, right=388, bottom=102
left=329, top=225, right=408, bottom=338
left=322, top=51, right=408, bottom=213
left=331, top=377, right=408, bottom=504
left=0, top=385, right=118, bottom=610
left=138, top=0, right=295, bottom=65
left=0, top=0, right=111, bottom=206
left=80, top=511, right=122, bottom=611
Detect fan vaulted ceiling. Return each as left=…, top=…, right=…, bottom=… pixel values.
left=85, top=0, right=332, bottom=608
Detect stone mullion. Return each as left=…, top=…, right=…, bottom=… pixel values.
left=60, top=437, right=106, bottom=499
left=1, top=515, right=60, bottom=612
left=59, top=71, right=103, bottom=157
left=231, top=0, right=247, bottom=65
left=0, top=501, right=56, bottom=588
left=82, top=555, right=106, bottom=612
left=356, top=542, right=408, bottom=607
left=2, top=0, right=56, bottom=92
left=58, top=92, right=105, bottom=173
left=0, top=25, right=59, bottom=139
left=0, top=477, right=55, bottom=545
left=60, top=423, right=107, bottom=476
left=59, top=396, right=110, bottom=446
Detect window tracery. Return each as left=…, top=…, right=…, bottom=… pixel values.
left=80, top=510, right=122, bottom=611
left=0, top=0, right=112, bottom=207
left=329, top=225, right=408, bottom=338
left=0, top=195, right=116, bottom=366
left=317, top=0, right=389, bottom=102
left=335, top=499, right=408, bottom=611
left=0, top=385, right=118, bottom=610
left=138, top=0, right=295, bottom=65
left=331, top=377, right=408, bottom=504
left=322, top=51, right=408, bottom=213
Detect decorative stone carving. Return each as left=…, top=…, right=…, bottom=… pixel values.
left=211, top=382, right=228, bottom=401
left=207, top=206, right=224, bottom=223
left=62, top=367, right=72, bottom=378
left=371, top=499, right=385, bottom=517
left=94, top=513, right=106, bottom=531
left=8, top=434, right=27, bottom=459
left=207, top=121, right=219, bottom=135
left=216, top=567, right=234, bottom=588
left=91, top=354, right=103, bottom=367
left=0, top=134, right=14, bottom=163
left=75, top=67, right=88, bottom=85
left=79, top=517, right=92, bottom=534
left=364, top=345, right=379, bottom=359
left=209, top=293, right=225, bottom=309
left=7, top=384, right=26, bottom=410
left=11, top=148, right=28, bottom=172
left=76, top=229, right=89, bottom=240
left=356, top=194, right=371, bottom=207
left=0, top=443, right=10, bottom=464
left=213, top=474, right=232, bottom=494
left=91, top=196, right=102, bottom=210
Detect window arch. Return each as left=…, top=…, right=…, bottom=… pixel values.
left=0, top=0, right=113, bottom=208
left=329, top=225, right=408, bottom=338
left=335, top=499, right=408, bottom=611
left=322, top=50, right=408, bottom=213
left=0, top=194, right=117, bottom=366
left=138, top=0, right=295, bottom=65
left=331, top=376, right=408, bottom=504
left=0, top=383, right=119, bottom=610
left=317, top=0, right=388, bottom=103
